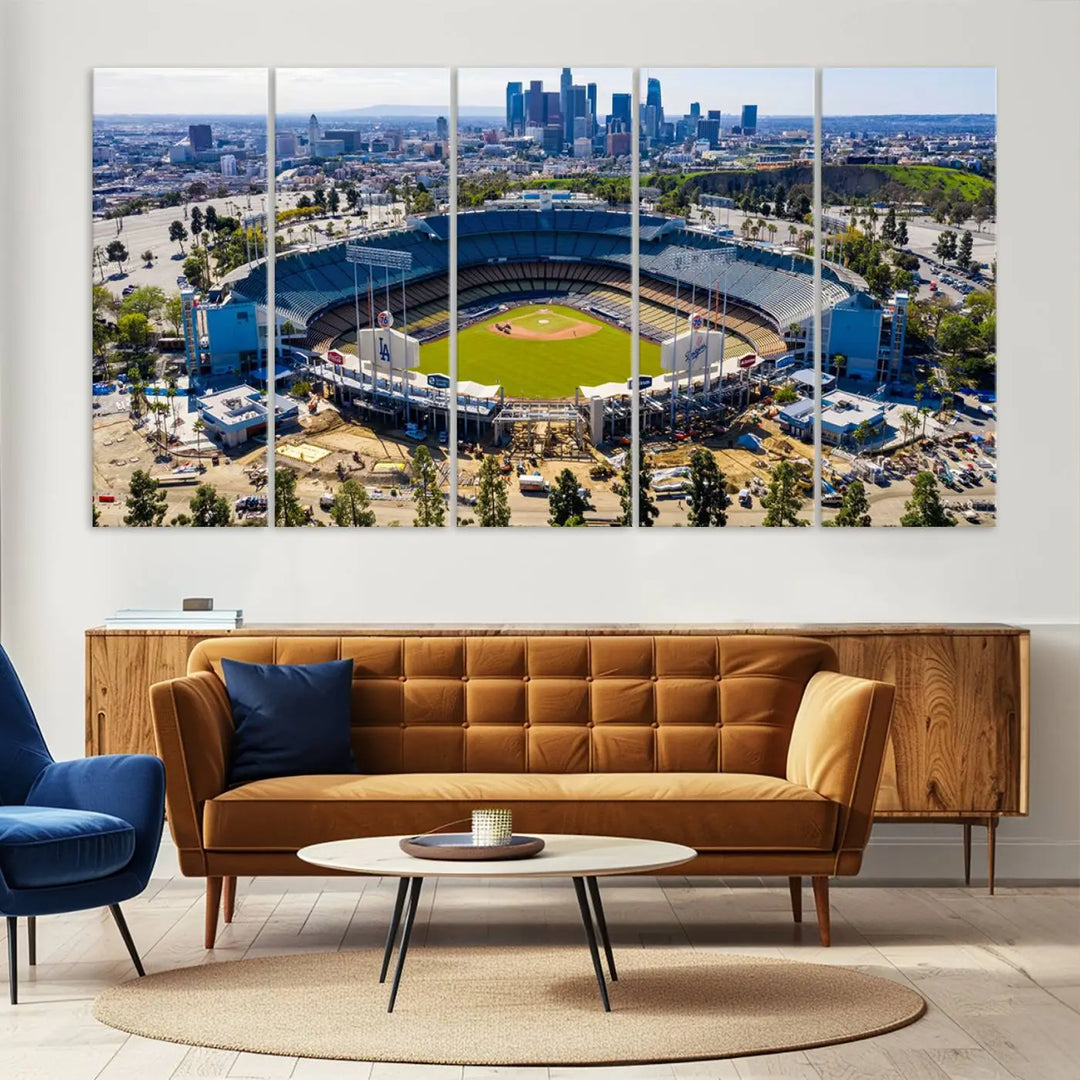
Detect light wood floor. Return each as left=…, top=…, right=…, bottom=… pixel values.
left=2, top=876, right=1078, bottom=1080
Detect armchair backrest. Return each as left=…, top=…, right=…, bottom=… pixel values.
left=0, top=646, right=54, bottom=805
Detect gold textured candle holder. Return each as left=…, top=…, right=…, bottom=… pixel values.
left=471, top=808, right=513, bottom=847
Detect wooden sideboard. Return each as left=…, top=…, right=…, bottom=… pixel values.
left=86, top=623, right=1029, bottom=890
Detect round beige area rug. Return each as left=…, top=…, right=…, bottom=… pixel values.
left=93, top=947, right=925, bottom=1067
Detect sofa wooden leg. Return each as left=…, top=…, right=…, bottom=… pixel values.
left=811, top=876, right=831, bottom=946
left=223, top=877, right=236, bottom=924
left=788, top=877, right=802, bottom=923
left=205, top=877, right=223, bottom=949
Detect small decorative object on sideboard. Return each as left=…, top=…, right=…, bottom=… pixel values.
left=472, top=808, right=513, bottom=847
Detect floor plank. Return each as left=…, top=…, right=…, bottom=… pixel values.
left=0, top=879, right=1074, bottom=1080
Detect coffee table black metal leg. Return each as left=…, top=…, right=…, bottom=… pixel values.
left=379, top=877, right=411, bottom=983
left=387, top=877, right=423, bottom=1013
left=572, top=876, right=611, bottom=1011
left=585, top=876, right=617, bottom=981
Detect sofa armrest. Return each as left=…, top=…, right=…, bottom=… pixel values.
left=786, top=670, right=895, bottom=866
left=149, top=671, right=234, bottom=873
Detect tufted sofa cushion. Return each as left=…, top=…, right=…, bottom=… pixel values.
left=187, top=634, right=838, bottom=777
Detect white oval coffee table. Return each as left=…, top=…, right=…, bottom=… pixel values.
left=299, top=834, right=696, bottom=1012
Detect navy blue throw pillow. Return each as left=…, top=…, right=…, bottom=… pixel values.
left=222, top=658, right=357, bottom=786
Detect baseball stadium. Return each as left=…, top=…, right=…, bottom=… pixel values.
left=228, top=202, right=863, bottom=445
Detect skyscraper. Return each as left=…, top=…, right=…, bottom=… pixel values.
left=308, top=114, right=320, bottom=153
left=610, top=92, right=632, bottom=132
left=560, top=67, right=573, bottom=142
left=646, top=78, right=664, bottom=128
left=436, top=116, right=449, bottom=141
left=189, top=123, right=212, bottom=152
left=505, top=81, right=522, bottom=134
left=527, top=80, right=544, bottom=126
left=586, top=82, right=597, bottom=135
left=741, top=104, right=758, bottom=135
left=689, top=102, right=700, bottom=120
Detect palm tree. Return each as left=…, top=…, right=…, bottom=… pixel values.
left=900, top=408, right=919, bottom=445
left=788, top=224, right=797, bottom=246
left=750, top=225, right=760, bottom=242
left=193, top=417, right=206, bottom=464
left=740, top=219, right=752, bottom=240
left=768, top=223, right=778, bottom=244
left=919, top=405, right=932, bottom=441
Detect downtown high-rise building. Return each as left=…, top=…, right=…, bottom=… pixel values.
left=646, top=77, right=664, bottom=128
left=436, top=116, right=449, bottom=141
left=189, top=123, right=212, bottom=151
left=526, top=80, right=544, bottom=126
left=505, top=81, right=522, bottom=134
left=560, top=67, right=573, bottom=142
left=586, top=82, right=597, bottom=135
left=610, top=92, right=632, bottom=132
left=741, top=104, right=758, bottom=134
left=308, top=114, right=320, bottom=153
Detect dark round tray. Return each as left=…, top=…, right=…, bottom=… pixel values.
left=399, top=833, right=545, bottom=861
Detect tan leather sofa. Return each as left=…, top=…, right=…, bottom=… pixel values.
left=149, top=632, right=895, bottom=949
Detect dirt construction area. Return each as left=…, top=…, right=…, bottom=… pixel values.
left=93, top=412, right=266, bottom=526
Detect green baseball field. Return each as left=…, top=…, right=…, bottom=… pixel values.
left=417, top=303, right=663, bottom=399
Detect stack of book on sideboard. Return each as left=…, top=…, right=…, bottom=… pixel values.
left=104, top=608, right=243, bottom=630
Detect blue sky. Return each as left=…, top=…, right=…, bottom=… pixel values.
left=94, top=67, right=996, bottom=118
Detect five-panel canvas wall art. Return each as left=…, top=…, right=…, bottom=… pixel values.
left=92, top=67, right=997, bottom=527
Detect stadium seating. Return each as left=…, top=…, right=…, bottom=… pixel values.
left=231, top=208, right=856, bottom=358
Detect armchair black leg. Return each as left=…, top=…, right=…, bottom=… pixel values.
left=108, top=905, right=145, bottom=977
left=6, top=916, right=17, bottom=1005
left=27, top=917, right=36, bottom=966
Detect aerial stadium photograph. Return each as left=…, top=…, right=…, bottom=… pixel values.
left=253, top=67, right=452, bottom=527
left=451, top=67, right=636, bottom=527
left=818, top=68, right=997, bottom=527
left=634, top=68, right=817, bottom=526
left=91, top=68, right=270, bottom=527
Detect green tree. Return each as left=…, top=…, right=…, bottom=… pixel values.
left=934, top=230, right=957, bottom=262
left=865, top=262, right=894, bottom=298
left=937, top=314, right=979, bottom=354
left=169, top=220, right=188, bottom=254
left=204, top=205, right=218, bottom=233
left=411, top=445, right=446, bottom=527
left=182, top=254, right=206, bottom=289
left=685, top=448, right=728, bottom=527
left=828, top=480, right=871, bottom=526
left=92, top=284, right=114, bottom=317
left=119, top=285, right=167, bottom=323
left=957, top=230, right=974, bottom=271
left=881, top=206, right=897, bottom=245
left=164, top=294, right=184, bottom=335
left=328, top=187, right=340, bottom=215
left=124, top=470, right=168, bottom=527
left=331, top=479, right=376, bottom=527
left=105, top=239, right=128, bottom=275
left=189, top=206, right=203, bottom=236
left=475, top=454, right=511, bottom=527
left=832, top=353, right=847, bottom=379
left=547, top=468, right=590, bottom=526
left=773, top=385, right=799, bottom=405
left=188, top=483, right=232, bottom=526
left=895, top=219, right=908, bottom=247
left=116, top=312, right=152, bottom=349
left=614, top=447, right=659, bottom=527
left=140, top=248, right=154, bottom=267
left=762, top=461, right=807, bottom=527
left=275, top=467, right=309, bottom=526
left=900, top=471, right=956, bottom=527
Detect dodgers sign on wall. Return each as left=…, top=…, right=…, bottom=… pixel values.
left=689, top=313, right=704, bottom=330
left=377, top=310, right=394, bottom=329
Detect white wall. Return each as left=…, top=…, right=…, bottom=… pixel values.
left=1, top=0, right=1078, bottom=881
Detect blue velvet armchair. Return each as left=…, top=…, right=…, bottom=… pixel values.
left=0, top=645, right=165, bottom=1004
